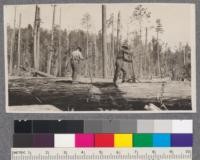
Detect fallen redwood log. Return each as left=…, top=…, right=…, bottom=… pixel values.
left=8, top=77, right=192, bottom=111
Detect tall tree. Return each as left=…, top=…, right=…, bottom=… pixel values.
left=184, top=43, right=191, bottom=65
left=131, top=5, right=151, bottom=40
left=145, top=25, right=154, bottom=77
left=93, top=35, right=98, bottom=76
left=102, top=5, right=108, bottom=78
left=107, top=13, right=115, bottom=75
left=9, top=6, right=17, bottom=75
left=155, top=19, right=164, bottom=76
left=144, top=27, right=148, bottom=75
left=17, top=13, right=22, bottom=75
left=57, top=7, right=62, bottom=77
left=81, top=12, right=92, bottom=76
left=131, top=5, right=151, bottom=77
left=116, top=11, right=121, bottom=53
left=33, top=5, right=41, bottom=71
left=47, top=5, right=56, bottom=74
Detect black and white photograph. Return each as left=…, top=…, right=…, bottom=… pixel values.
left=4, top=3, right=196, bottom=113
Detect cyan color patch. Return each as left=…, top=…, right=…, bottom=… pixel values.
left=153, top=134, right=171, bottom=147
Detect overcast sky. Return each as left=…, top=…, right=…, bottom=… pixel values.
left=4, top=3, right=195, bottom=49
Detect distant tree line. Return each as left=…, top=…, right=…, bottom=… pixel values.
left=6, top=24, right=191, bottom=81
left=7, top=4, right=191, bottom=81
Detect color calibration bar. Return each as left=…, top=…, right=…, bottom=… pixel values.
left=13, top=133, right=192, bottom=148
left=11, top=148, right=192, bottom=160
left=13, top=120, right=193, bottom=148
left=14, top=120, right=193, bottom=133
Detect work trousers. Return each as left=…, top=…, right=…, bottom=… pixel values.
left=71, top=59, right=80, bottom=82
left=113, top=58, right=127, bottom=83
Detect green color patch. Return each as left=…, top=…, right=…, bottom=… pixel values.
left=133, top=134, right=153, bottom=147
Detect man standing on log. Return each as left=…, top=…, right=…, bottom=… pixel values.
left=70, top=47, right=84, bottom=84
left=113, top=43, right=135, bottom=87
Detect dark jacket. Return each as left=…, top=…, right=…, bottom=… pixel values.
left=116, top=50, right=132, bottom=63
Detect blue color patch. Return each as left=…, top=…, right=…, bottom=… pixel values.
left=153, top=134, right=171, bottom=147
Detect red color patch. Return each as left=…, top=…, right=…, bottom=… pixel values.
left=95, top=134, right=114, bottom=147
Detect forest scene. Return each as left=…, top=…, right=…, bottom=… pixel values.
left=5, top=4, right=195, bottom=112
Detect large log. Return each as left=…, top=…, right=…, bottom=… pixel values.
left=8, top=78, right=191, bottom=111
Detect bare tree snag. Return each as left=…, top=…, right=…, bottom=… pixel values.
left=33, top=5, right=41, bottom=71
left=155, top=19, right=164, bottom=77
left=102, top=5, right=108, bottom=78
left=47, top=5, right=56, bottom=74
left=117, top=11, right=121, bottom=54
left=9, top=6, right=17, bottom=75
left=17, top=13, right=21, bottom=75
left=144, top=27, right=148, bottom=75
left=156, top=31, right=161, bottom=76
left=111, top=14, right=115, bottom=75
left=81, top=13, right=92, bottom=76
left=58, top=7, right=62, bottom=77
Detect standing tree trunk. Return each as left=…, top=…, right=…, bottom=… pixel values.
left=156, top=32, right=161, bottom=77
left=62, top=29, right=69, bottom=77
left=116, top=11, right=121, bottom=53
left=139, top=20, right=143, bottom=78
left=85, top=25, right=89, bottom=76
left=144, top=27, right=148, bottom=77
left=138, top=21, right=143, bottom=77
left=93, top=35, right=98, bottom=77
left=33, top=5, right=41, bottom=71
left=139, top=20, right=142, bottom=40
left=17, top=13, right=21, bottom=75
left=111, top=16, right=115, bottom=76
left=37, top=7, right=40, bottom=71
left=37, top=27, right=40, bottom=70
left=9, top=6, right=17, bottom=75
left=102, top=5, right=108, bottom=78
left=58, top=8, right=62, bottom=77
left=47, top=5, right=56, bottom=74
left=183, top=47, right=186, bottom=65
left=33, top=7, right=37, bottom=70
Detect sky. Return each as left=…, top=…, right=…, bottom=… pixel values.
left=4, top=3, right=195, bottom=49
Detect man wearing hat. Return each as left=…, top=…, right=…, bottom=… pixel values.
left=113, top=43, right=134, bottom=86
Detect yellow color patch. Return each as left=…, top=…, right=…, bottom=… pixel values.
left=114, top=134, right=133, bottom=147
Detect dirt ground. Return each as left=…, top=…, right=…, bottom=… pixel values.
left=7, top=77, right=192, bottom=112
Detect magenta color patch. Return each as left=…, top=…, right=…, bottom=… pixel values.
left=75, top=134, right=94, bottom=147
